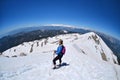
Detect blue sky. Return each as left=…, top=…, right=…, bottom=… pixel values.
left=0, top=0, right=120, bottom=39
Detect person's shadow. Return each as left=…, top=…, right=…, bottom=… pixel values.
left=55, top=62, right=70, bottom=69
left=60, top=62, right=70, bottom=67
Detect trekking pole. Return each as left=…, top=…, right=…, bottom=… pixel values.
left=53, top=51, right=56, bottom=59
left=51, top=51, right=55, bottom=68
left=50, top=51, right=55, bottom=64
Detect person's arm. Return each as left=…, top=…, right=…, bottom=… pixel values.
left=56, top=46, right=62, bottom=55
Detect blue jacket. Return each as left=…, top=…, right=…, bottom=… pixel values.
left=56, top=45, right=63, bottom=55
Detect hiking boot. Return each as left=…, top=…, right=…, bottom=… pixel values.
left=52, top=66, right=56, bottom=69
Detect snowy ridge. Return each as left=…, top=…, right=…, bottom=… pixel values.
left=0, top=32, right=120, bottom=80
left=2, top=32, right=118, bottom=64
left=73, top=32, right=118, bottom=64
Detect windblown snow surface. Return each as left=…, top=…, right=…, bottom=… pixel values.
left=0, top=32, right=120, bottom=80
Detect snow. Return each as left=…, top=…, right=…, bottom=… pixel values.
left=0, top=32, right=120, bottom=80
left=44, top=24, right=76, bottom=28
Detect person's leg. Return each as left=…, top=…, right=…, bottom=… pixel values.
left=59, top=55, right=63, bottom=65
left=53, top=56, right=59, bottom=67
left=59, top=58, right=62, bottom=65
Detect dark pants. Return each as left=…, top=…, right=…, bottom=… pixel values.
left=53, top=54, right=63, bottom=65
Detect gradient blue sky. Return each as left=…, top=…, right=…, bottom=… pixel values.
left=0, top=0, right=120, bottom=39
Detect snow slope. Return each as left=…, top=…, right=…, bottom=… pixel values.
left=0, top=32, right=120, bottom=80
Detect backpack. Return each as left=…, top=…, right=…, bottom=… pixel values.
left=62, top=46, right=66, bottom=55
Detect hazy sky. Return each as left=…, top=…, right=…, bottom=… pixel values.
left=0, top=0, right=120, bottom=39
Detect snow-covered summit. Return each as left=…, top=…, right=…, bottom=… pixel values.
left=2, top=32, right=118, bottom=64
left=0, top=32, right=120, bottom=80
left=73, top=32, right=118, bottom=64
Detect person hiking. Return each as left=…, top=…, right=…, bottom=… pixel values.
left=53, top=39, right=66, bottom=69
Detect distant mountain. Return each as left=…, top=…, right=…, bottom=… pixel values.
left=0, top=25, right=89, bottom=38
left=0, top=30, right=74, bottom=53
left=0, top=25, right=120, bottom=64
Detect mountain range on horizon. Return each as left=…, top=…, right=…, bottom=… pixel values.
left=0, top=25, right=120, bottom=64
left=0, top=24, right=120, bottom=40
